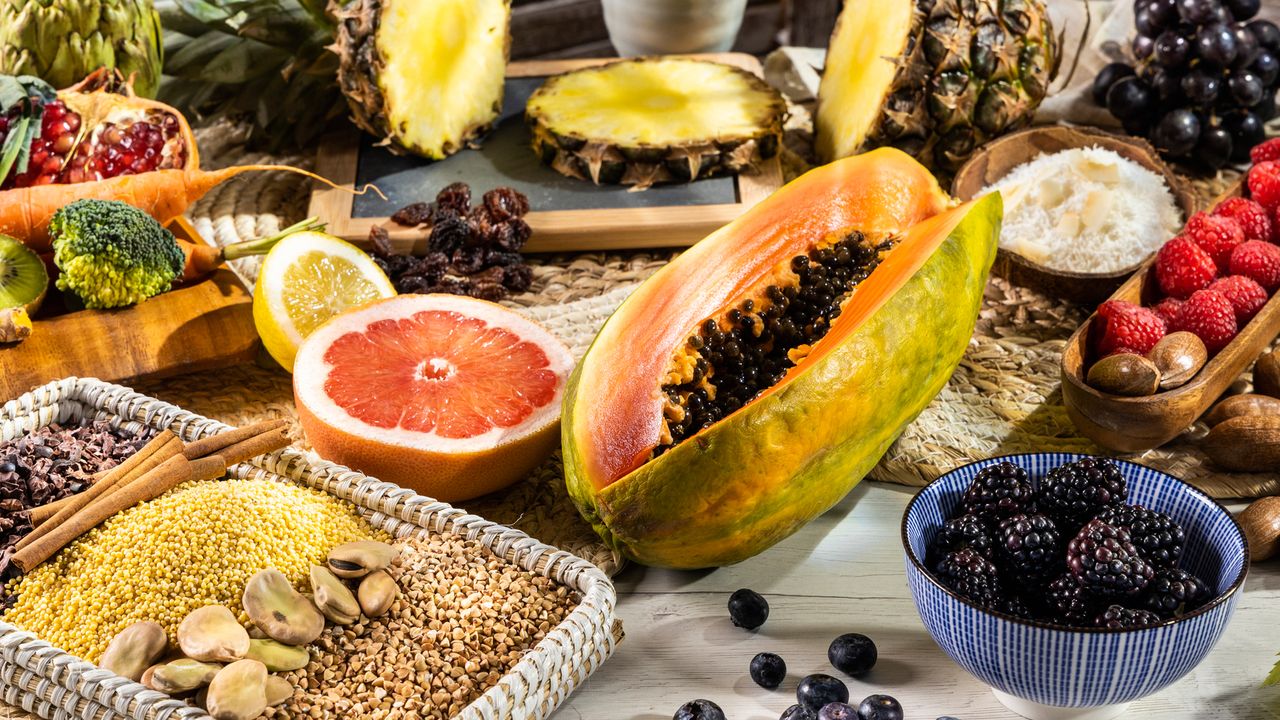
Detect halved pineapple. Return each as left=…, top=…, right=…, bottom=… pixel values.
left=525, top=58, right=786, bottom=188
left=332, top=0, right=510, bottom=159
left=816, top=0, right=1060, bottom=174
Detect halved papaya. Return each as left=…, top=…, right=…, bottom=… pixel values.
left=563, top=148, right=1001, bottom=568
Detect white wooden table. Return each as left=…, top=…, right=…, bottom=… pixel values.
left=553, top=481, right=1280, bottom=720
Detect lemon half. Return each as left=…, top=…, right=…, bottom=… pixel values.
left=254, top=231, right=395, bottom=372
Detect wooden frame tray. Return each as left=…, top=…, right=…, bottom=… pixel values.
left=1060, top=178, right=1280, bottom=453
left=308, top=54, right=784, bottom=253
left=0, top=218, right=259, bottom=400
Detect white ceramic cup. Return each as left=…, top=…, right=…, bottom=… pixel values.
left=602, top=0, right=749, bottom=57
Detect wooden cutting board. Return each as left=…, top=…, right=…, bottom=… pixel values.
left=0, top=218, right=260, bottom=401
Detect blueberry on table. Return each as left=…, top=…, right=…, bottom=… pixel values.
left=797, top=674, right=850, bottom=710
left=857, top=694, right=904, bottom=720
left=673, top=699, right=726, bottom=720
left=728, top=588, right=769, bottom=629
left=780, top=705, right=818, bottom=720
left=818, top=702, right=859, bottom=720
left=828, top=633, right=878, bottom=676
left=750, top=651, right=787, bottom=689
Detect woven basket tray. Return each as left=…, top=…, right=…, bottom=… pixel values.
left=0, top=378, right=619, bottom=720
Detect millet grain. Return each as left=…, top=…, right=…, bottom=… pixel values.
left=266, top=533, right=579, bottom=720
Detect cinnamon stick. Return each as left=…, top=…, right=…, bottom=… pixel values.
left=216, top=429, right=290, bottom=467
left=12, top=453, right=227, bottom=573
left=183, top=420, right=288, bottom=460
left=29, top=493, right=75, bottom=526
left=18, top=431, right=181, bottom=548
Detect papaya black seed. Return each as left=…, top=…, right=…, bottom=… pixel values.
left=655, top=232, right=891, bottom=456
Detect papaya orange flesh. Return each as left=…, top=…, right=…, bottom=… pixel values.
left=570, top=148, right=952, bottom=490
left=562, top=149, right=1001, bottom=568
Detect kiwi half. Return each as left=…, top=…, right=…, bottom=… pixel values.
left=0, top=234, right=49, bottom=315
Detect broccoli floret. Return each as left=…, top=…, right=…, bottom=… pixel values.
left=50, top=199, right=186, bottom=309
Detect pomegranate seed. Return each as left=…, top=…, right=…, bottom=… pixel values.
left=52, top=133, right=74, bottom=154
left=64, top=113, right=79, bottom=132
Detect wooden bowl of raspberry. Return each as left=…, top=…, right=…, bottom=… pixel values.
left=1061, top=141, right=1280, bottom=453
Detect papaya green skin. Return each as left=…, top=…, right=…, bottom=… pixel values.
left=563, top=194, right=1002, bottom=569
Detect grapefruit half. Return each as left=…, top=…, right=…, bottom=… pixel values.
left=294, top=294, right=575, bottom=501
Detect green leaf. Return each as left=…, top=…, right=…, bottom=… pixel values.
left=1265, top=655, right=1280, bottom=687
left=0, top=115, right=32, bottom=186
left=0, top=75, right=54, bottom=114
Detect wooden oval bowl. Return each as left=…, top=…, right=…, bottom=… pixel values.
left=1060, top=179, right=1280, bottom=453
left=953, top=125, right=1198, bottom=306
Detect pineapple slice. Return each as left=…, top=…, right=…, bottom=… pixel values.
left=816, top=0, right=1060, bottom=174
left=525, top=58, right=786, bottom=188
left=333, top=0, right=510, bottom=159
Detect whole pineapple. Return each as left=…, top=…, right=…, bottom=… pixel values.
left=0, top=0, right=163, bottom=97
left=816, top=0, right=1060, bottom=174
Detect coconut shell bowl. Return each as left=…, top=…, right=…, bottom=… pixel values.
left=903, top=454, right=1248, bottom=720
left=952, top=125, right=1198, bottom=306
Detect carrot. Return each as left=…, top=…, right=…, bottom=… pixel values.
left=0, top=166, right=381, bottom=253
left=175, top=217, right=326, bottom=283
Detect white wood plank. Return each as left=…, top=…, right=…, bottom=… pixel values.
left=552, top=482, right=1280, bottom=719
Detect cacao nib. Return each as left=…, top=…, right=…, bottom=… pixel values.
left=0, top=421, right=153, bottom=584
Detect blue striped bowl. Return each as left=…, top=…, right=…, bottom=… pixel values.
left=902, top=454, right=1248, bottom=720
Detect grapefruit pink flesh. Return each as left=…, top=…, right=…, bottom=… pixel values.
left=293, top=294, right=574, bottom=502
left=321, top=310, right=561, bottom=438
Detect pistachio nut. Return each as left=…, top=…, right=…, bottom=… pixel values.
left=148, top=658, right=222, bottom=695
left=242, top=569, right=325, bottom=646
left=310, top=565, right=361, bottom=625
left=205, top=659, right=268, bottom=720
left=99, top=621, right=168, bottom=681
left=326, top=540, right=397, bottom=579
left=245, top=638, right=311, bottom=672
left=178, top=605, right=250, bottom=663
left=357, top=570, right=398, bottom=618
left=264, top=675, right=295, bottom=707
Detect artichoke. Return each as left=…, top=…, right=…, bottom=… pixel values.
left=0, top=0, right=163, bottom=97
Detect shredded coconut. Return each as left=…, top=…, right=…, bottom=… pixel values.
left=981, top=146, right=1183, bottom=274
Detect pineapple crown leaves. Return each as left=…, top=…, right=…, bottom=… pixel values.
left=158, top=0, right=349, bottom=149
left=0, top=75, right=56, bottom=185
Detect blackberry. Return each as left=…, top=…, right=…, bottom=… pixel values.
left=1095, top=604, right=1161, bottom=630
left=1096, top=505, right=1185, bottom=568
left=996, top=513, right=1063, bottom=584
left=1140, top=567, right=1211, bottom=618
left=1066, top=519, right=1154, bottom=597
left=1044, top=573, right=1100, bottom=626
left=995, top=594, right=1035, bottom=619
left=1038, top=457, right=1127, bottom=529
left=935, top=549, right=1003, bottom=608
left=929, top=513, right=994, bottom=563
left=960, top=461, right=1035, bottom=521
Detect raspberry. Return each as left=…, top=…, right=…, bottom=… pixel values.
left=960, top=461, right=1035, bottom=522
left=1043, top=573, right=1100, bottom=626
left=1214, top=197, right=1274, bottom=243
left=1208, top=276, right=1268, bottom=324
left=1038, top=457, right=1127, bottom=529
left=1095, top=604, right=1161, bottom=630
left=1228, top=240, right=1280, bottom=291
left=934, top=549, right=1003, bottom=608
left=930, top=513, right=994, bottom=563
left=1185, top=211, right=1245, bottom=271
left=1095, top=505, right=1185, bottom=568
left=1153, top=297, right=1184, bottom=327
left=1174, top=289, right=1238, bottom=353
left=996, top=513, right=1063, bottom=585
left=1247, top=161, right=1280, bottom=212
left=1155, top=236, right=1218, bottom=300
left=1094, top=300, right=1167, bottom=357
left=1250, top=137, right=1280, bottom=165
left=1139, top=568, right=1210, bottom=618
left=1066, top=519, right=1154, bottom=597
